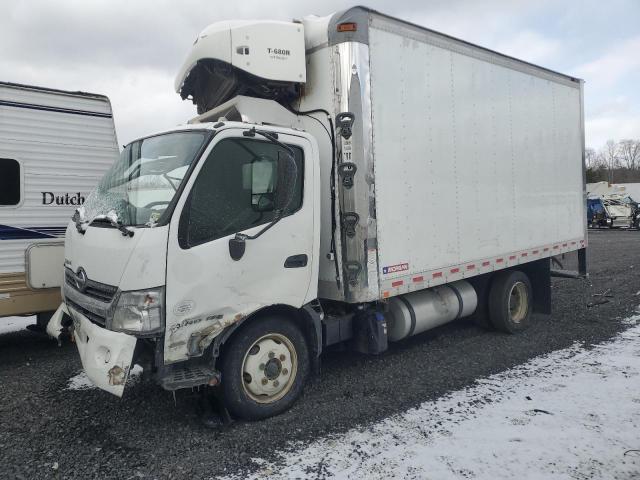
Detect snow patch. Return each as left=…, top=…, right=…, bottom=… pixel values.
left=0, top=316, right=35, bottom=335
left=228, top=321, right=640, bottom=480
left=66, top=371, right=96, bottom=391
left=65, top=364, right=144, bottom=391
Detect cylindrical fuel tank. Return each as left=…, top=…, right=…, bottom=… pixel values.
left=386, top=280, right=478, bottom=342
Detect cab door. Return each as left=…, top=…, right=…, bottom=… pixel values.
left=163, top=127, right=318, bottom=364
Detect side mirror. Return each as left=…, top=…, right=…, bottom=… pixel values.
left=229, top=234, right=246, bottom=261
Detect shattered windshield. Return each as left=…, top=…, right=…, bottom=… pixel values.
left=81, top=131, right=208, bottom=228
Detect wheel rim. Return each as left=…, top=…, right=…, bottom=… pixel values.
left=241, top=333, right=297, bottom=404
left=508, top=281, right=529, bottom=324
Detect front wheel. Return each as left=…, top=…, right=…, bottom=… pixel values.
left=220, top=316, right=309, bottom=420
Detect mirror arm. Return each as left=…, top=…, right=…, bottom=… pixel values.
left=243, top=210, right=283, bottom=241
left=229, top=211, right=283, bottom=261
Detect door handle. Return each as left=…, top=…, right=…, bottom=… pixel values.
left=284, top=254, right=308, bottom=268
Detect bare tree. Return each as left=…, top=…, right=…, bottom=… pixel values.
left=619, top=139, right=640, bottom=170
left=586, top=139, right=640, bottom=183
left=585, top=147, right=598, bottom=168
left=602, top=139, right=620, bottom=183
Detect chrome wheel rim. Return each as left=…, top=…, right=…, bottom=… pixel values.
left=508, top=281, right=529, bottom=324
left=241, top=333, right=297, bottom=404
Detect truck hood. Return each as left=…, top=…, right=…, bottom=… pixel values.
left=64, top=221, right=168, bottom=291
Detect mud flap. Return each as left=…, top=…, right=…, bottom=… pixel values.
left=69, top=309, right=137, bottom=397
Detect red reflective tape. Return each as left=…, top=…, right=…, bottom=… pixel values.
left=563, top=243, right=568, bottom=247
left=532, top=250, right=539, bottom=254
left=450, top=267, right=460, bottom=274
left=467, top=264, right=475, bottom=270
left=432, top=272, right=443, bottom=278
left=509, top=255, right=516, bottom=260
left=482, top=261, right=491, bottom=267
left=392, top=280, right=403, bottom=287
left=521, top=252, right=528, bottom=257
left=571, top=241, right=576, bottom=245
left=544, top=247, right=550, bottom=251
left=496, top=258, right=504, bottom=263
left=553, top=245, right=559, bottom=249
left=413, top=276, right=424, bottom=283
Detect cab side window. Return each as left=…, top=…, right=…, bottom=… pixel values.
left=0, top=158, right=21, bottom=206
left=180, top=138, right=303, bottom=248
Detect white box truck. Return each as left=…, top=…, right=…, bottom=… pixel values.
left=49, top=7, right=587, bottom=420
left=0, top=82, right=119, bottom=328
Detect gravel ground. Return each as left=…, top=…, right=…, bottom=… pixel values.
left=0, top=229, right=639, bottom=479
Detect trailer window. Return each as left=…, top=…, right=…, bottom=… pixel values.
left=0, top=159, right=21, bottom=206
left=182, top=138, right=303, bottom=247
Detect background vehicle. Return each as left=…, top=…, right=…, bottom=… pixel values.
left=50, top=6, right=587, bottom=420
left=587, top=197, right=609, bottom=228
left=602, top=195, right=636, bottom=228
left=0, top=82, right=118, bottom=328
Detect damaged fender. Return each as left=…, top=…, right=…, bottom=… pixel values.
left=165, top=305, right=262, bottom=363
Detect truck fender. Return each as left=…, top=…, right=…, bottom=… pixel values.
left=209, top=301, right=324, bottom=372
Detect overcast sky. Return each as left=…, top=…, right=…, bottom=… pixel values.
left=2, top=0, right=638, bottom=149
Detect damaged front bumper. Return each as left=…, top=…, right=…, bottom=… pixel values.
left=59, top=303, right=138, bottom=397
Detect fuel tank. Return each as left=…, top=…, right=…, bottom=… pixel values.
left=386, top=280, right=477, bottom=342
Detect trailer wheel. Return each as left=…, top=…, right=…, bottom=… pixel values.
left=220, top=316, right=309, bottom=420
left=488, top=270, right=532, bottom=333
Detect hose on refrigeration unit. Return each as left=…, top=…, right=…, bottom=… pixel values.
left=287, top=104, right=341, bottom=290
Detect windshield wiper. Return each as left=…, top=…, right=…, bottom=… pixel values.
left=90, top=212, right=135, bottom=237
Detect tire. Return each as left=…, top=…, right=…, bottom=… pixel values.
left=220, top=315, right=309, bottom=420
left=488, top=270, right=533, bottom=333
left=26, top=311, right=54, bottom=333
left=37, top=311, right=54, bottom=329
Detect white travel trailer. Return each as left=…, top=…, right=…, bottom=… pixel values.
left=50, top=7, right=587, bottom=420
left=0, top=82, right=118, bottom=327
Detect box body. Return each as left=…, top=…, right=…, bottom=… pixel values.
left=302, top=8, right=586, bottom=303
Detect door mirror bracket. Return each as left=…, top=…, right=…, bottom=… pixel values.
left=228, top=210, right=283, bottom=261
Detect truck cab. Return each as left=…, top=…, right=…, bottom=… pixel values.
left=56, top=119, right=321, bottom=417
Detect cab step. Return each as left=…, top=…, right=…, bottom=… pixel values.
left=160, top=365, right=220, bottom=391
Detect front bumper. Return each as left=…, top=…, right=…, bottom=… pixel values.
left=64, top=302, right=138, bottom=397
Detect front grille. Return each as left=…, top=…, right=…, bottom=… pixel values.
left=65, top=268, right=117, bottom=302
left=67, top=299, right=106, bottom=326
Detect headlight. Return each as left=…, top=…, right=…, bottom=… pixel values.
left=109, top=287, right=165, bottom=334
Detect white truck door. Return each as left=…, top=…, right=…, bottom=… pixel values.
left=163, top=128, right=317, bottom=364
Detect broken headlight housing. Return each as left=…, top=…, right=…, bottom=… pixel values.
left=108, top=288, right=165, bottom=335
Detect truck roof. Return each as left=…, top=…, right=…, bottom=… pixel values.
left=125, top=119, right=310, bottom=146
left=0, top=81, right=111, bottom=101
left=327, top=6, right=582, bottom=85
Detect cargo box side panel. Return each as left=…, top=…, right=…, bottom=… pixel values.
left=369, top=24, right=584, bottom=294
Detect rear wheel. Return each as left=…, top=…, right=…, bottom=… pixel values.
left=488, top=270, right=533, bottom=333
left=220, top=316, right=309, bottom=420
